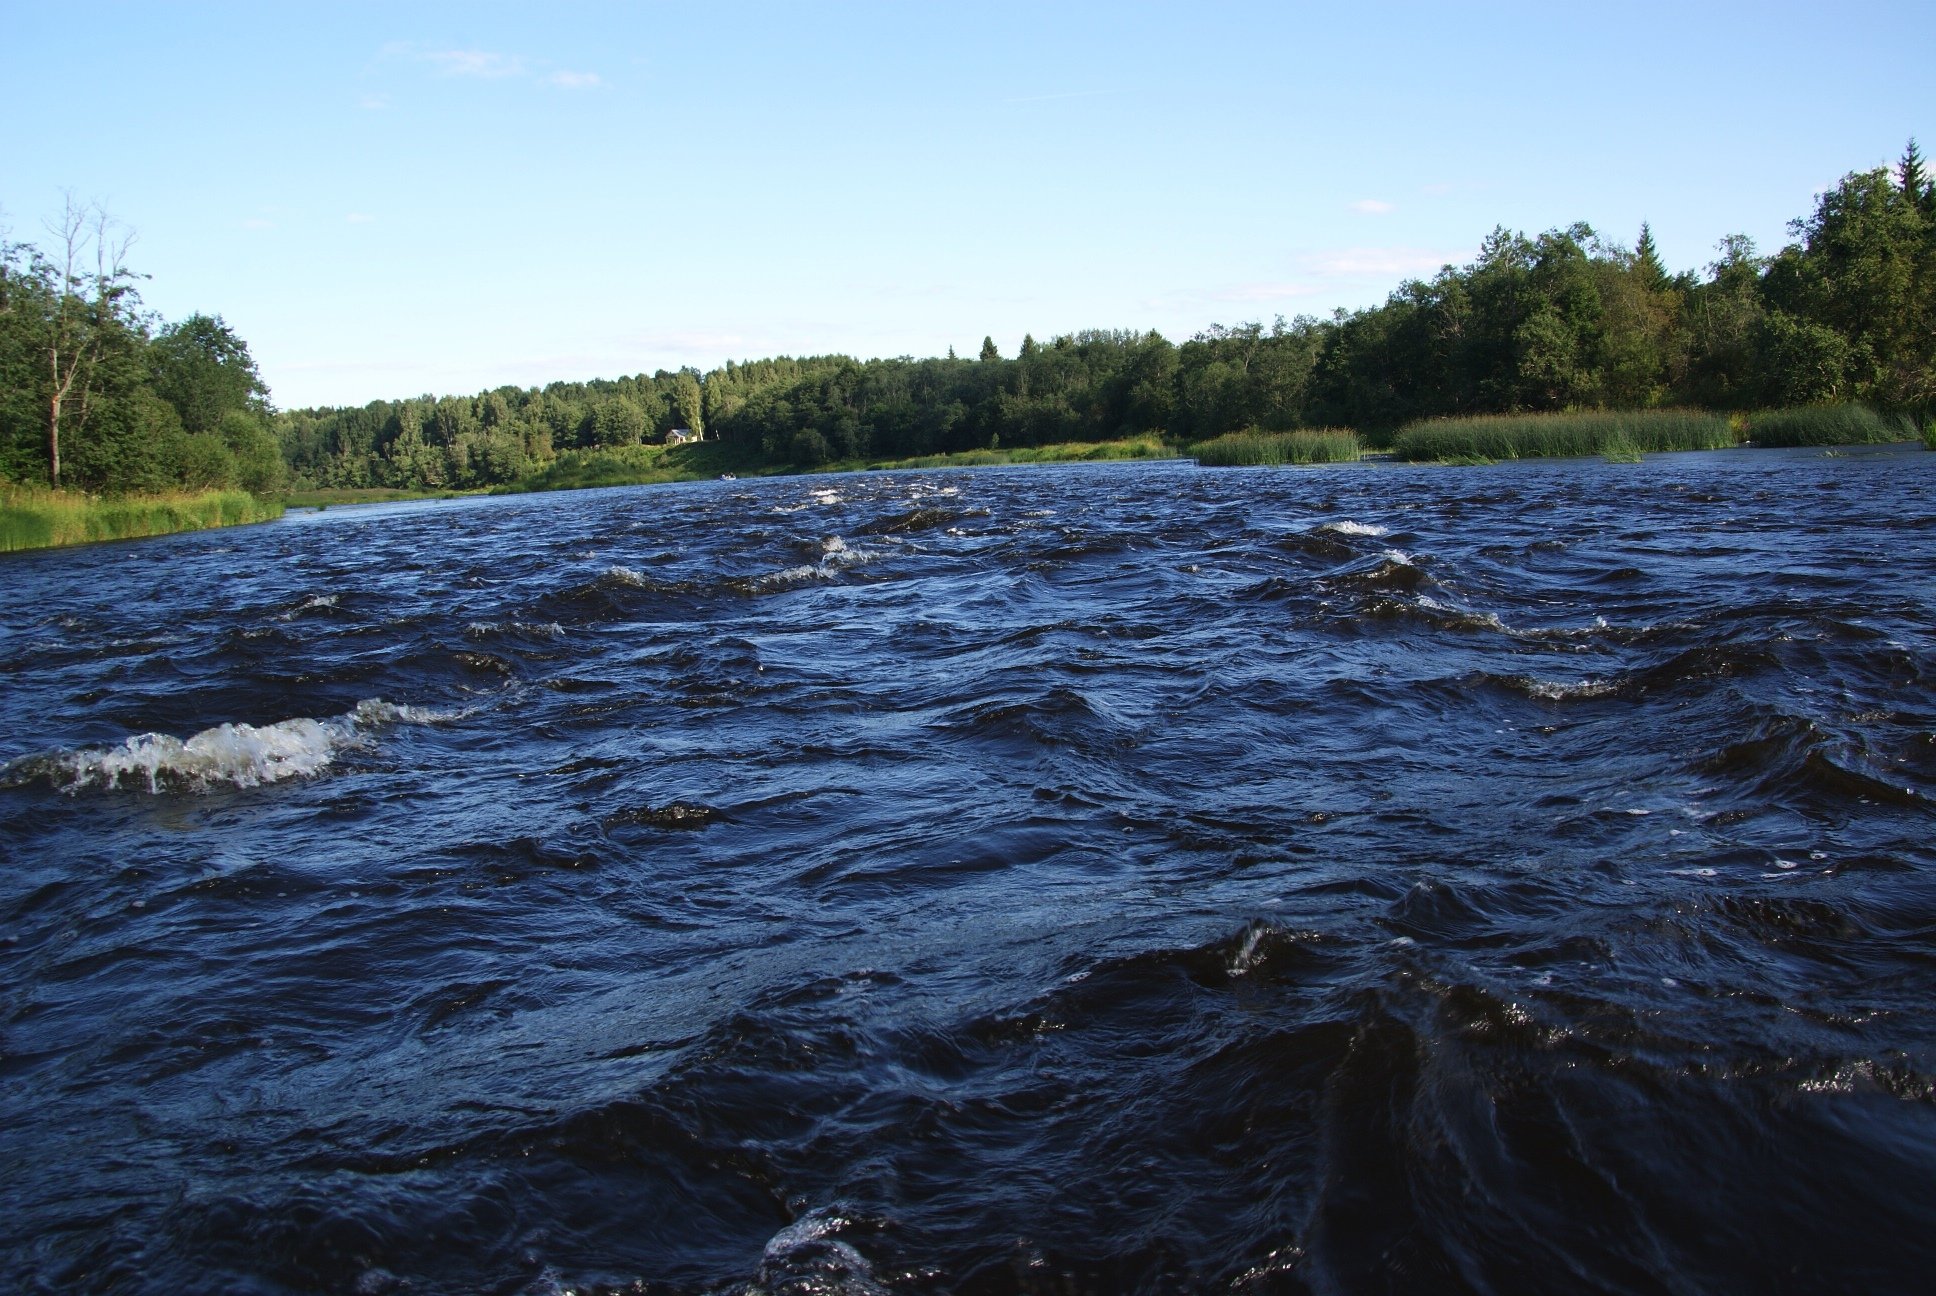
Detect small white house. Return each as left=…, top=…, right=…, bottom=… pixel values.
left=665, top=427, right=701, bottom=446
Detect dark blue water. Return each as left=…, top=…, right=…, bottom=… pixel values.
left=3, top=449, right=1934, bottom=1295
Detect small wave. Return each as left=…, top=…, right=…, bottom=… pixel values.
left=751, top=537, right=876, bottom=590
left=462, top=620, right=566, bottom=640
left=3, top=699, right=446, bottom=794
left=1318, top=520, right=1389, bottom=537
left=273, top=593, right=341, bottom=621
left=605, top=564, right=650, bottom=587
left=1513, top=675, right=1620, bottom=701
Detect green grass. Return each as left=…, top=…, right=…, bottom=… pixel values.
left=1191, top=428, right=1364, bottom=466
left=1392, top=409, right=1737, bottom=463
left=282, top=486, right=476, bottom=507
left=497, top=436, right=1178, bottom=492
left=1923, top=419, right=1935, bottom=451
left=2, top=486, right=284, bottom=553
left=1745, top=403, right=1913, bottom=448
left=844, top=436, right=1175, bottom=472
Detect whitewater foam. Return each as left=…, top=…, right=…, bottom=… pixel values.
left=1319, top=520, right=1389, bottom=537
left=4, top=699, right=445, bottom=794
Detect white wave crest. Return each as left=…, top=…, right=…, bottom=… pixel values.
left=604, top=565, right=649, bottom=587
left=464, top=620, right=566, bottom=640
left=7, top=699, right=444, bottom=794
left=1319, top=520, right=1389, bottom=537
left=757, top=536, right=874, bottom=589
left=1521, top=677, right=1618, bottom=701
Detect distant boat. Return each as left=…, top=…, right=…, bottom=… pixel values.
left=719, top=473, right=737, bottom=481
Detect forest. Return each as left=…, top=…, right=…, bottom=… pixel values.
left=0, top=201, right=283, bottom=496
left=4, top=143, right=1933, bottom=499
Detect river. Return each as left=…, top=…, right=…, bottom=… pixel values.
left=3, top=448, right=1933, bottom=1294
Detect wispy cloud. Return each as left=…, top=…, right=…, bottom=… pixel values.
left=1350, top=198, right=1396, bottom=215
left=1204, top=282, right=1324, bottom=303
left=241, top=217, right=276, bottom=231
left=346, top=212, right=375, bottom=225
left=422, top=49, right=527, bottom=79
left=1298, top=247, right=1458, bottom=278
left=358, top=93, right=389, bottom=111
left=380, top=42, right=603, bottom=90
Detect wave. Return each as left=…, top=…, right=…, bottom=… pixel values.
left=2, top=699, right=448, bottom=794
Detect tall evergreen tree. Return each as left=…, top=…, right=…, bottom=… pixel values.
left=979, top=335, right=999, bottom=362
left=1634, top=222, right=1668, bottom=290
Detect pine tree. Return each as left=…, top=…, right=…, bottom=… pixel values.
left=1899, top=137, right=1934, bottom=215
left=979, top=335, right=999, bottom=362
left=1900, top=137, right=1927, bottom=199
left=1634, top=222, right=1668, bottom=290
left=1019, top=333, right=1037, bottom=358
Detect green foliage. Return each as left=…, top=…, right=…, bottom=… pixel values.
left=1744, top=403, right=1906, bottom=447
left=1192, top=428, right=1363, bottom=466
left=1391, top=409, right=1736, bottom=462
left=1, top=485, right=282, bottom=551
left=0, top=209, right=281, bottom=497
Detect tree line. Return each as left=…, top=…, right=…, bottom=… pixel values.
left=1, top=199, right=283, bottom=494
left=6, top=142, right=1931, bottom=496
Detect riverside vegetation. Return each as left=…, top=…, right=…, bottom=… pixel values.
left=3, top=141, right=1933, bottom=546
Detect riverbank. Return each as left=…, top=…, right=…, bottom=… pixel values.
left=482, top=435, right=1178, bottom=495
left=0, top=487, right=284, bottom=554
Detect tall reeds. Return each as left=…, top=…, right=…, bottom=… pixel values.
left=1745, top=403, right=1913, bottom=447
left=1392, top=410, right=1736, bottom=462
left=1, top=487, right=284, bottom=553
left=1192, top=428, right=1363, bottom=467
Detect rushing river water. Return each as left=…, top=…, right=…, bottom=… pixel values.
left=2, top=449, right=1934, bottom=1295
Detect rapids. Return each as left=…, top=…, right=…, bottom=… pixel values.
left=2, top=447, right=1933, bottom=1293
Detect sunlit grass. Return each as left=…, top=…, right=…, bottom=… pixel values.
left=1392, top=409, right=1736, bottom=462
left=1, top=486, right=283, bottom=553
left=852, top=437, right=1175, bottom=472
left=283, top=486, right=472, bottom=507
left=1746, top=403, right=1912, bottom=448
left=1191, top=428, right=1363, bottom=466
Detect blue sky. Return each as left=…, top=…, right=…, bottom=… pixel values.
left=5, top=1, right=1931, bottom=409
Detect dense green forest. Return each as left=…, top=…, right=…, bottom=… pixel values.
left=5, top=143, right=1932, bottom=499
left=1, top=200, right=283, bottom=495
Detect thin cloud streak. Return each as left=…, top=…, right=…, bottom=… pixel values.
left=421, top=49, right=527, bottom=79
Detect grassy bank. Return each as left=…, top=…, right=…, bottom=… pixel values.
left=283, top=486, right=477, bottom=508
left=844, top=436, right=1174, bottom=472
left=1191, top=428, right=1363, bottom=467
left=1392, top=409, right=1737, bottom=463
left=498, top=436, right=1177, bottom=493
left=1744, top=403, right=1917, bottom=447
left=2, top=487, right=284, bottom=553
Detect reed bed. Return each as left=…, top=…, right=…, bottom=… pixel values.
left=859, top=437, right=1173, bottom=471
left=1192, top=428, right=1364, bottom=467
left=1745, top=403, right=1913, bottom=448
left=1392, top=409, right=1736, bottom=462
left=1, top=487, right=283, bottom=553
